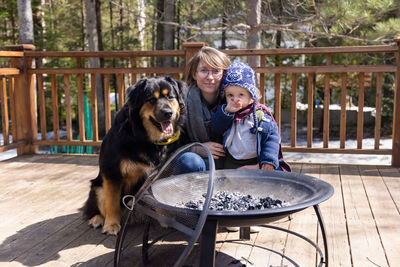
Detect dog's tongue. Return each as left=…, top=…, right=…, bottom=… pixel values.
left=161, top=121, right=173, bottom=135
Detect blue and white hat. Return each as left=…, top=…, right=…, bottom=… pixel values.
left=221, top=61, right=258, bottom=102
left=221, top=61, right=259, bottom=134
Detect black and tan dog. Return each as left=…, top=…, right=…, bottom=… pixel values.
left=83, top=76, right=186, bottom=235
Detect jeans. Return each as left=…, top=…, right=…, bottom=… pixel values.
left=172, top=152, right=206, bottom=175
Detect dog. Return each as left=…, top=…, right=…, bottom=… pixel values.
left=83, top=76, right=186, bottom=235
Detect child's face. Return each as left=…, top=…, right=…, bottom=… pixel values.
left=225, top=85, right=254, bottom=111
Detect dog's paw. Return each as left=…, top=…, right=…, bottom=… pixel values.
left=102, top=222, right=121, bottom=235
left=88, top=215, right=104, bottom=228
left=102, top=223, right=121, bottom=235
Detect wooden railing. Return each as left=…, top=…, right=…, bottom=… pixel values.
left=1, top=41, right=399, bottom=166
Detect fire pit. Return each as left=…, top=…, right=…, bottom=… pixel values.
left=144, top=169, right=333, bottom=227
left=114, top=143, right=334, bottom=267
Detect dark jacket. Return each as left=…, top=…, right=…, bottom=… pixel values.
left=211, top=104, right=281, bottom=169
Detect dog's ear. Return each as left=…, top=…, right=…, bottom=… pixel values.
left=166, top=77, right=186, bottom=111
left=127, top=78, right=147, bottom=108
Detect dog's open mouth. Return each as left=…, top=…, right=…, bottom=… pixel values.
left=150, top=117, right=173, bottom=135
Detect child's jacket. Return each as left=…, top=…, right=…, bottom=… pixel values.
left=211, top=103, right=281, bottom=169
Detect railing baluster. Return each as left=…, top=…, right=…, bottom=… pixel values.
left=0, top=76, right=9, bottom=145
left=117, top=73, right=124, bottom=110
left=340, top=73, right=347, bottom=149
left=374, top=72, right=383, bottom=150
left=274, top=73, right=281, bottom=135
left=64, top=74, right=72, bottom=141
left=37, top=74, right=46, bottom=140
left=90, top=74, right=99, bottom=141
left=357, top=72, right=365, bottom=149
left=323, top=55, right=331, bottom=148
left=104, top=74, right=111, bottom=132
left=260, top=55, right=265, bottom=104
left=9, top=76, right=16, bottom=141
left=291, top=73, right=297, bottom=147
left=77, top=73, right=86, bottom=141
left=307, top=73, right=314, bottom=148
left=51, top=74, right=59, bottom=141
left=130, top=56, right=137, bottom=85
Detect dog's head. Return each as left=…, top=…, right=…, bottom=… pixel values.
left=126, top=76, right=186, bottom=144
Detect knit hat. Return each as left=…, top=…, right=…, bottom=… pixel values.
left=221, top=61, right=258, bottom=101
left=221, top=61, right=259, bottom=134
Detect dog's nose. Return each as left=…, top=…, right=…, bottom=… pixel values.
left=160, top=109, right=173, bottom=120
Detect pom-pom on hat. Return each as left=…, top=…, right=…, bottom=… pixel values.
left=221, top=61, right=259, bottom=134
left=221, top=61, right=258, bottom=102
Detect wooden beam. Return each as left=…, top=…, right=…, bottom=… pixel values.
left=37, top=74, right=47, bottom=140
left=8, top=44, right=38, bottom=154
left=51, top=74, right=59, bottom=141
left=307, top=73, right=314, bottom=148
left=392, top=37, right=400, bottom=167
left=374, top=73, right=382, bottom=150
left=0, top=76, right=9, bottom=145
left=340, top=73, right=347, bottom=149
left=274, top=74, right=281, bottom=134
left=291, top=73, right=297, bottom=147
left=357, top=73, right=365, bottom=149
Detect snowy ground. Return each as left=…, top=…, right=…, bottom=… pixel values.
left=0, top=137, right=392, bottom=165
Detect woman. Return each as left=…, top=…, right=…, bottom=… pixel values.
left=183, top=46, right=232, bottom=168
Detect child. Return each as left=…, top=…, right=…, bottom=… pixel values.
left=211, top=61, right=281, bottom=171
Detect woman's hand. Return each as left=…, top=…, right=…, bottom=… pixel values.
left=237, top=164, right=259, bottom=170
left=237, top=163, right=275, bottom=170
left=202, top=142, right=225, bottom=159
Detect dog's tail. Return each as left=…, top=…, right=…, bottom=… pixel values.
left=82, top=174, right=102, bottom=220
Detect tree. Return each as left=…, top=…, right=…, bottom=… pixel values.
left=17, top=0, right=34, bottom=44
left=247, top=0, right=261, bottom=67
left=163, top=0, right=175, bottom=66
left=85, top=0, right=105, bottom=136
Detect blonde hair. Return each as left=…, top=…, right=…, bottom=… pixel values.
left=185, top=46, right=231, bottom=87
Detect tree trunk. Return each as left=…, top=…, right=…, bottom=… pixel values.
left=119, top=0, right=123, bottom=50
left=109, top=1, right=117, bottom=93
left=85, top=0, right=105, bottom=137
left=247, top=0, right=261, bottom=67
left=136, top=0, right=146, bottom=50
left=155, top=0, right=164, bottom=66
left=17, top=0, right=34, bottom=44
left=163, top=0, right=174, bottom=67
left=221, top=1, right=227, bottom=49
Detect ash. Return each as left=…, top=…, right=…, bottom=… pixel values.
left=183, top=191, right=287, bottom=211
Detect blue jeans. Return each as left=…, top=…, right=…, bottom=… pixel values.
left=173, top=152, right=206, bottom=175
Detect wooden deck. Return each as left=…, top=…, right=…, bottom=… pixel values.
left=0, top=154, right=399, bottom=267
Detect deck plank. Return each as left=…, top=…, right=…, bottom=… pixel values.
left=340, top=165, right=388, bottom=267
left=359, top=165, right=400, bottom=266
left=281, top=164, right=319, bottom=266
left=318, top=164, right=352, bottom=267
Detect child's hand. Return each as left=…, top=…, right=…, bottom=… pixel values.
left=225, top=99, right=241, bottom=113
left=261, top=164, right=275, bottom=170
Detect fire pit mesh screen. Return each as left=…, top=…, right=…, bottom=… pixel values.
left=131, top=142, right=216, bottom=267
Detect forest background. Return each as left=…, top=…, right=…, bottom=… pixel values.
left=1, top=0, right=400, bottom=140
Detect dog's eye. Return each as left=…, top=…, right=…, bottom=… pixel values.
left=167, top=95, right=175, bottom=100
left=148, top=97, right=157, bottom=104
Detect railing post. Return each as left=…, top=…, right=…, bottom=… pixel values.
left=393, top=37, right=400, bottom=167
left=182, top=42, right=206, bottom=74
left=6, top=44, right=38, bottom=155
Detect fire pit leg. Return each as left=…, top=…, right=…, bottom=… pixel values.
left=239, top=227, right=250, bottom=240
left=314, top=204, right=329, bottom=267
left=199, top=219, right=218, bottom=267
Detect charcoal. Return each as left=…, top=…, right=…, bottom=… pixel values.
left=183, top=191, right=287, bottom=211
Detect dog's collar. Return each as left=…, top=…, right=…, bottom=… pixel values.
left=153, top=130, right=181, bottom=146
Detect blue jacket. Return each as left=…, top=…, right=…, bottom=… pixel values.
left=211, top=104, right=281, bottom=168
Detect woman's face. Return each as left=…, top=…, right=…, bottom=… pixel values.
left=193, top=60, right=224, bottom=96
